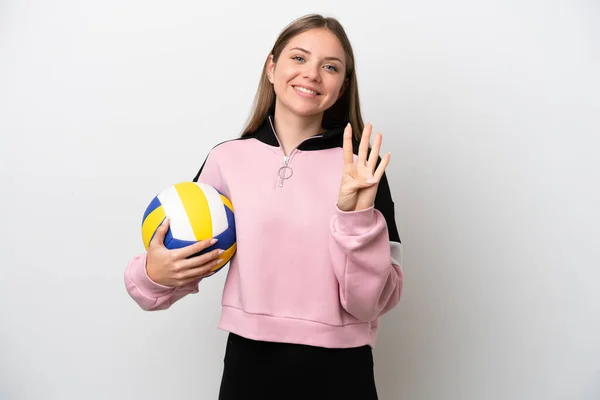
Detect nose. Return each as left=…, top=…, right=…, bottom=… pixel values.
left=303, top=63, right=321, bottom=82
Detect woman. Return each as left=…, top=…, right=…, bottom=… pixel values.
left=124, top=13, right=403, bottom=399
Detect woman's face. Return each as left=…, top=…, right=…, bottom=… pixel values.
left=268, top=28, right=347, bottom=119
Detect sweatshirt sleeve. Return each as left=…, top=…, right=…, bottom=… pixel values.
left=124, top=253, right=200, bottom=311
left=124, top=148, right=225, bottom=311
left=329, top=171, right=403, bottom=322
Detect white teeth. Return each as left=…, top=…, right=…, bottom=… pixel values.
left=295, top=86, right=318, bottom=95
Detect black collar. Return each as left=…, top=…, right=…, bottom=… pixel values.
left=250, top=116, right=347, bottom=151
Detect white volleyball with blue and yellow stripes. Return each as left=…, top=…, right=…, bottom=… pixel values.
left=141, top=182, right=236, bottom=276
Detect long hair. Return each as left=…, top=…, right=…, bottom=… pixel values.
left=241, top=14, right=364, bottom=140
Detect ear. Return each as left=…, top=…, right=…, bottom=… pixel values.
left=338, top=78, right=349, bottom=100
left=267, top=54, right=276, bottom=84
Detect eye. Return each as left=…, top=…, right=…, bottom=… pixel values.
left=324, top=65, right=339, bottom=72
left=292, top=55, right=305, bottom=63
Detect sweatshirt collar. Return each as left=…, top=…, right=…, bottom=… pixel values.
left=252, top=115, right=346, bottom=151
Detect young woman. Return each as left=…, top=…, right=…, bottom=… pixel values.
left=124, top=14, right=403, bottom=399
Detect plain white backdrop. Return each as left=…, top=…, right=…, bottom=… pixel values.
left=1, top=0, right=599, bottom=399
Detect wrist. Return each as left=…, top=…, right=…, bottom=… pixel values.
left=144, top=258, right=170, bottom=289
left=354, top=201, right=373, bottom=211
left=336, top=197, right=357, bottom=212
left=126, top=253, right=174, bottom=297
left=336, top=200, right=373, bottom=212
left=336, top=202, right=354, bottom=212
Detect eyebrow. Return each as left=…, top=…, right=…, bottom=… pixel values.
left=289, top=47, right=345, bottom=64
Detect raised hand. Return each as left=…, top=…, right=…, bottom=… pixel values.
left=337, top=123, right=391, bottom=212
left=145, top=218, right=225, bottom=287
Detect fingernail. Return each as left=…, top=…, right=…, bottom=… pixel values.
left=210, top=238, right=218, bottom=245
left=218, top=250, right=225, bottom=256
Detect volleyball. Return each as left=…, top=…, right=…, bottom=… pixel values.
left=141, top=182, right=236, bottom=276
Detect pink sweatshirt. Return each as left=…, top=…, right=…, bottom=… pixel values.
left=124, top=117, right=403, bottom=349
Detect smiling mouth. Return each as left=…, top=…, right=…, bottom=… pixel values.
left=293, top=85, right=320, bottom=95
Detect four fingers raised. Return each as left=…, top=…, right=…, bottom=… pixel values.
left=344, top=123, right=390, bottom=181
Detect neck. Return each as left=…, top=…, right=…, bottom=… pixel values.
left=272, top=105, right=323, bottom=155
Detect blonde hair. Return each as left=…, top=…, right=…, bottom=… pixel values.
left=241, top=14, right=364, bottom=140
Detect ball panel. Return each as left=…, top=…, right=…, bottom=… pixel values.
left=214, top=226, right=236, bottom=252
left=164, top=230, right=198, bottom=250
left=165, top=227, right=234, bottom=254
left=220, top=194, right=234, bottom=212
left=182, top=227, right=236, bottom=264
left=225, top=203, right=236, bottom=233
left=143, top=196, right=163, bottom=222
left=173, top=182, right=213, bottom=241
left=142, top=205, right=166, bottom=250
left=200, top=184, right=227, bottom=237
left=158, top=184, right=196, bottom=241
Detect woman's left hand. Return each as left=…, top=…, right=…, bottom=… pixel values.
left=337, top=123, right=391, bottom=212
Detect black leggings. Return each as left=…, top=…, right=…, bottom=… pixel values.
left=218, top=333, right=378, bottom=400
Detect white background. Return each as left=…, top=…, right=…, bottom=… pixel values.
left=1, top=0, right=599, bottom=399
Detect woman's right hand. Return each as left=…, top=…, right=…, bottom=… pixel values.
left=145, top=218, right=224, bottom=288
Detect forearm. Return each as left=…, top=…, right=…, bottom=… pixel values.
left=329, top=206, right=403, bottom=321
